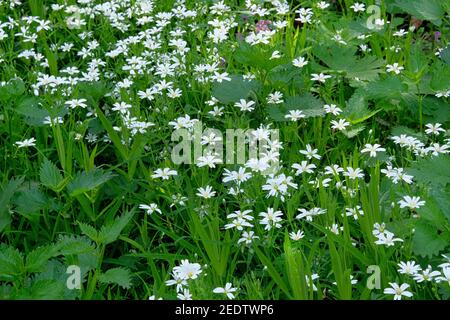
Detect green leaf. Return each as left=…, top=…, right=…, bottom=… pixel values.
left=40, top=158, right=64, bottom=190
left=0, top=177, right=24, bottom=232
left=407, top=156, right=450, bottom=187
left=56, top=235, right=96, bottom=256
left=0, top=244, right=24, bottom=280
left=343, top=92, right=381, bottom=124
left=363, top=76, right=407, bottom=99
left=78, top=222, right=99, bottom=243
left=211, top=75, right=261, bottom=104
left=412, top=222, right=449, bottom=258
left=266, top=93, right=325, bottom=121
left=67, top=168, right=114, bottom=197
left=15, top=279, right=65, bottom=299
left=99, top=211, right=134, bottom=245
left=25, top=245, right=59, bottom=273
left=14, top=97, right=49, bottom=127
left=234, top=42, right=288, bottom=71
left=440, top=45, right=450, bottom=66
left=394, top=0, right=445, bottom=26
left=98, top=267, right=132, bottom=289
left=314, top=44, right=384, bottom=81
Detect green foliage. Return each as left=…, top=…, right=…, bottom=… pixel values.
left=98, top=268, right=133, bottom=289
left=212, top=75, right=262, bottom=104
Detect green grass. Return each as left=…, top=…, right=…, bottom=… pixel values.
left=0, top=0, right=449, bottom=300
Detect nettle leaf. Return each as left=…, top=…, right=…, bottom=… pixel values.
left=0, top=78, right=26, bottom=100
left=0, top=244, right=25, bottom=280
left=14, top=187, right=49, bottom=218
left=14, top=96, right=49, bottom=127
left=412, top=222, right=449, bottom=258
left=342, top=92, right=381, bottom=124
left=56, top=235, right=96, bottom=256
left=78, top=222, right=99, bottom=243
left=440, top=45, right=450, bottom=66
left=99, top=211, right=134, bottom=245
left=25, top=245, right=59, bottom=273
left=394, top=0, right=445, bottom=26
left=67, top=168, right=114, bottom=197
left=266, top=93, right=325, bottom=121
left=15, top=279, right=65, bottom=300
left=341, top=124, right=366, bottom=138
left=212, top=75, right=261, bottom=104
left=0, top=177, right=24, bottom=232
left=40, top=158, right=64, bottom=191
left=407, top=156, right=450, bottom=187
left=363, top=76, right=407, bottom=99
left=314, top=44, right=384, bottom=81
left=234, top=42, right=288, bottom=71
left=98, top=267, right=132, bottom=289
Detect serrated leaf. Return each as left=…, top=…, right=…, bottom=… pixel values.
left=412, top=222, right=449, bottom=258
left=56, top=235, right=96, bottom=256
left=343, top=92, right=381, bottom=124
left=363, top=76, right=407, bottom=99
left=67, top=168, right=114, bottom=197
left=212, top=75, right=261, bottom=104
left=98, top=267, right=132, bottom=289
left=394, top=0, right=444, bottom=26
left=234, top=42, right=288, bottom=71
left=40, top=158, right=64, bottom=190
left=99, top=211, right=134, bottom=245
left=407, top=156, right=450, bottom=187
left=14, top=187, right=49, bottom=216
left=14, top=96, right=49, bottom=127
left=15, top=279, right=65, bottom=299
left=0, top=244, right=25, bottom=280
left=78, top=222, right=99, bottom=243
left=314, top=44, right=384, bottom=81
left=0, top=177, right=24, bottom=232
left=25, top=245, right=59, bottom=273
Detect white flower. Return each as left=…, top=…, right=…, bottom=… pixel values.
left=234, top=99, right=255, bottom=112
left=398, top=196, right=425, bottom=210
left=397, top=261, right=421, bottom=275
left=285, top=109, right=305, bottom=121
left=213, top=283, right=237, bottom=299
left=343, top=167, right=364, bottom=180
left=292, top=161, right=316, bottom=175
left=425, top=123, right=445, bottom=135
left=311, top=73, right=332, bottom=83
left=324, top=104, right=342, bottom=116
left=152, top=168, right=178, bottom=180
left=139, top=203, right=161, bottom=215
left=289, top=230, right=305, bottom=241
left=173, top=260, right=202, bottom=280
left=196, top=185, right=216, bottom=199
left=197, top=154, right=222, bottom=168
left=413, top=265, right=441, bottom=283
left=383, top=283, right=413, bottom=300
left=177, top=288, right=192, bottom=300
left=386, top=63, right=404, bottom=74
left=436, top=267, right=450, bottom=285
left=361, top=144, right=386, bottom=157
left=300, top=144, right=321, bottom=160
left=15, top=137, right=36, bottom=148
left=270, top=50, right=281, bottom=60
left=259, top=207, right=283, bottom=231
left=238, top=230, right=259, bottom=245
left=350, top=3, right=365, bottom=12
left=165, top=272, right=187, bottom=292
left=293, top=56, right=308, bottom=68
left=375, top=231, right=403, bottom=247
left=331, top=119, right=350, bottom=131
